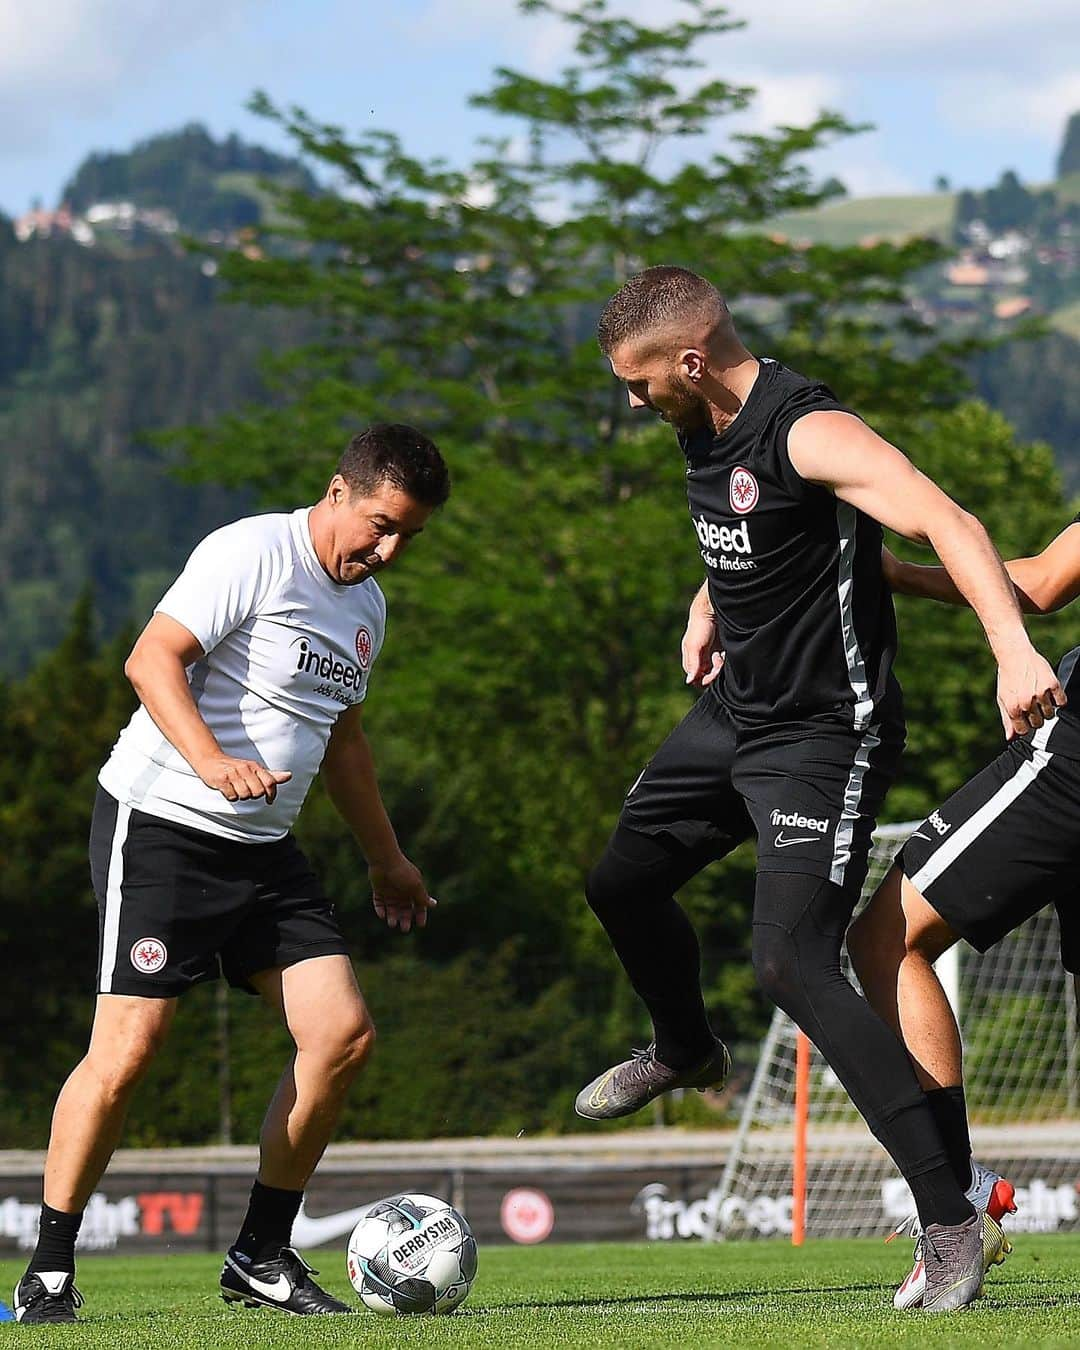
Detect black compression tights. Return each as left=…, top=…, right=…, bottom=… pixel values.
left=586, top=826, right=972, bottom=1227
left=585, top=825, right=719, bottom=1070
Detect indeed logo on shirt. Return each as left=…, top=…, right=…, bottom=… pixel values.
left=294, top=638, right=365, bottom=693
left=692, top=515, right=756, bottom=572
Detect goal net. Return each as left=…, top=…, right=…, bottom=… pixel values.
left=705, top=822, right=1080, bottom=1241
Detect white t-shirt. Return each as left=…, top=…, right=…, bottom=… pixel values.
left=99, top=508, right=386, bottom=842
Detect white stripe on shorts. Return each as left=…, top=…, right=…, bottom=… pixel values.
left=830, top=722, right=882, bottom=887
left=99, top=802, right=132, bottom=994
left=908, top=718, right=1058, bottom=896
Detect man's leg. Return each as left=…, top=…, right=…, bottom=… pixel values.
left=585, top=825, right=720, bottom=1069
left=249, top=954, right=374, bottom=1195
left=16, top=995, right=175, bottom=1320
left=578, top=694, right=751, bottom=1117
left=750, top=870, right=974, bottom=1232
left=219, top=954, right=370, bottom=1315
left=849, top=866, right=972, bottom=1187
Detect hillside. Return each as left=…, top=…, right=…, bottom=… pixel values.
left=3, top=125, right=1080, bottom=673
left=769, top=191, right=957, bottom=246
left=767, top=166, right=1080, bottom=483
left=0, top=130, right=316, bottom=674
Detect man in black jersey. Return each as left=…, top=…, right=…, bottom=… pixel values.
left=577, top=266, right=1062, bottom=1311
left=847, top=516, right=1080, bottom=1308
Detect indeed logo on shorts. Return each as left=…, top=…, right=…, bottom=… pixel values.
left=770, top=809, right=829, bottom=834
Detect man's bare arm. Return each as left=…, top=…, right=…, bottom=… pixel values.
left=682, top=580, right=723, bottom=687
left=321, top=704, right=435, bottom=932
left=125, top=613, right=290, bottom=802
left=886, top=522, right=1080, bottom=615
left=787, top=411, right=1064, bottom=737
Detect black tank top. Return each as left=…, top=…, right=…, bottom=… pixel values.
left=1040, top=513, right=1080, bottom=758
left=680, top=359, right=899, bottom=727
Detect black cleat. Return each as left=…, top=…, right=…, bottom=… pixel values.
left=13, top=1271, right=83, bottom=1323
left=221, top=1246, right=354, bottom=1315
left=575, top=1039, right=732, bottom=1120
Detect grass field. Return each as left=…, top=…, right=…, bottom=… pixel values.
left=4, top=1237, right=1080, bottom=1347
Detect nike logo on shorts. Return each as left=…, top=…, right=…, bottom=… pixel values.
left=773, top=833, right=822, bottom=848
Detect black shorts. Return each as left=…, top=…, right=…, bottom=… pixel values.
left=619, top=690, right=905, bottom=896
left=89, top=787, right=349, bottom=998
left=900, top=728, right=1080, bottom=971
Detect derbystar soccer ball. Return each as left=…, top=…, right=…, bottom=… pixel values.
left=346, top=1193, right=477, bottom=1315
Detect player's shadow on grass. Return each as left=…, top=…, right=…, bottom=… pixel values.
left=498, top=1282, right=889, bottom=1312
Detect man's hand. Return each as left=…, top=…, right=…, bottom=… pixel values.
left=996, top=648, right=1066, bottom=740
left=682, top=591, right=724, bottom=688
left=195, top=755, right=292, bottom=803
left=370, top=854, right=436, bottom=933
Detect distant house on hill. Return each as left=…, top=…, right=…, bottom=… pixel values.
left=993, top=296, right=1033, bottom=320
left=14, top=205, right=93, bottom=246
left=945, top=258, right=990, bottom=287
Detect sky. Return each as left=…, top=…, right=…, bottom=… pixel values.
left=2, top=0, right=1079, bottom=217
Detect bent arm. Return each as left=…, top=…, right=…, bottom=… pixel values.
left=125, top=613, right=290, bottom=802
left=125, top=613, right=225, bottom=774
left=788, top=411, right=1029, bottom=660
left=886, top=522, right=1080, bottom=615
left=788, top=411, right=1064, bottom=736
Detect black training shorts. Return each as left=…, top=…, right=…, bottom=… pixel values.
left=900, top=724, right=1080, bottom=971
left=89, top=787, right=349, bottom=998
left=619, top=689, right=905, bottom=896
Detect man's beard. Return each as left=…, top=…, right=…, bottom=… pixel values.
left=663, top=377, right=711, bottom=432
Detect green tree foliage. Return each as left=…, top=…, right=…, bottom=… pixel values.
left=0, top=595, right=137, bottom=1143
left=886, top=403, right=1080, bottom=819
left=1057, top=111, right=1080, bottom=179
left=972, top=333, right=1080, bottom=489
left=170, top=0, right=1055, bottom=1110
left=5, top=2, right=1078, bottom=1147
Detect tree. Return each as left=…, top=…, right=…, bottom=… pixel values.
left=167, top=0, right=1050, bottom=1105
left=1057, top=111, right=1080, bottom=179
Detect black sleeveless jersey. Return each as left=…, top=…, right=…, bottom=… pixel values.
left=679, top=359, right=899, bottom=728
left=1038, top=512, right=1080, bottom=759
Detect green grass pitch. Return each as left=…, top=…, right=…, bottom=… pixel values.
left=4, top=1237, right=1080, bottom=1347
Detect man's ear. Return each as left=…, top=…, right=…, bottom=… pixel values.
left=679, top=348, right=706, bottom=382
left=327, top=473, right=350, bottom=505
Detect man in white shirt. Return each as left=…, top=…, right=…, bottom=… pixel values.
left=14, top=424, right=451, bottom=1323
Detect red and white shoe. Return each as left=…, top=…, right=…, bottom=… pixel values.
left=890, top=1162, right=1016, bottom=1311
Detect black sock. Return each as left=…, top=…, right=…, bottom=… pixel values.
left=26, top=1203, right=83, bottom=1276
left=926, top=1086, right=972, bottom=1191
left=233, top=1181, right=303, bottom=1262
left=907, top=1160, right=977, bottom=1229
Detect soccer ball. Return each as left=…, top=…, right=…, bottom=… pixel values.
left=346, top=1192, right=477, bottom=1315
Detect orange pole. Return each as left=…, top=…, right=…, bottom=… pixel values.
left=792, top=1029, right=811, bottom=1246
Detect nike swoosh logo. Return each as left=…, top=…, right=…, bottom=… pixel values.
left=909, top=830, right=931, bottom=842
left=226, top=1255, right=292, bottom=1302
left=773, top=834, right=821, bottom=848
left=587, top=1071, right=615, bottom=1110
left=291, top=1198, right=374, bottom=1248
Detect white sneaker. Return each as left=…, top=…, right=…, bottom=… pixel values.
left=891, top=1161, right=1016, bottom=1310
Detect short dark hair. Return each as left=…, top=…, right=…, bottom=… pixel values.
left=597, top=266, right=728, bottom=354
left=337, top=423, right=451, bottom=508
